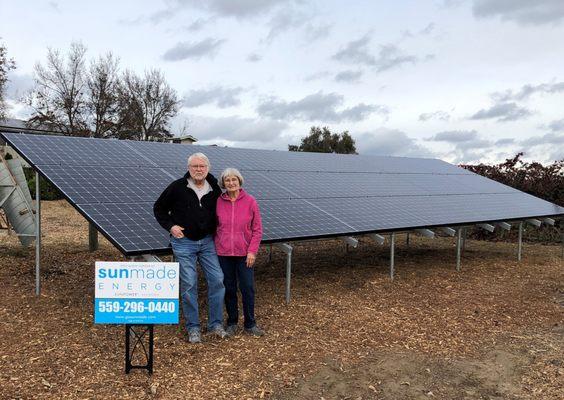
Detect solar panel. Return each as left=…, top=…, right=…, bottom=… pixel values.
left=2, top=132, right=563, bottom=256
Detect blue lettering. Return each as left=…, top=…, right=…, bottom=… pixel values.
left=98, top=266, right=177, bottom=280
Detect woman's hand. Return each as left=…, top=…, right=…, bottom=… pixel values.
left=170, top=225, right=185, bottom=239
left=246, top=253, right=256, bottom=268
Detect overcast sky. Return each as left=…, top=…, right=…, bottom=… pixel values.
left=2, top=0, right=564, bottom=164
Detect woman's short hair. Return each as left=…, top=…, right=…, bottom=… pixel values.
left=187, top=152, right=210, bottom=168
left=219, top=168, right=244, bottom=188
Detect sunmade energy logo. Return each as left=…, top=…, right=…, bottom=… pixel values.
left=94, top=262, right=179, bottom=324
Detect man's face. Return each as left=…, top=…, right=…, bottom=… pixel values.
left=188, top=157, right=209, bottom=181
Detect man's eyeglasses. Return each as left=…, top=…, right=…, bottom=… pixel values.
left=189, top=164, right=208, bottom=170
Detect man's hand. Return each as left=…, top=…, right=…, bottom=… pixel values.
left=246, top=253, right=256, bottom=268
left=170, top=225, right=185, bottom=238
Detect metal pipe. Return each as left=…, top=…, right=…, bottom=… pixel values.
left=89, top=223, right=99, bottom=252
left=285, top=250, right=292, bottom=304
left=35, top=171, right=41, bottom=296
left=517, top=222, right=523, bottom=262
left=560, top=223, right=563, bottom=260
left=462, top=227, right=467, bottom=254
left=456, top=228, right=462, bottom=272
left=390, top=232, right=395, bottom=281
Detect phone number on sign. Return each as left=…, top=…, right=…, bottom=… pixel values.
left=98, top=301, right=175, bottom=313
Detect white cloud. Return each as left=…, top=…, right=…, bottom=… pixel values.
left=419, top=110, right=450, bottom=122
left=256, top=91, right=388, bottom=122
left=174, top=0, right=289, bottom=19
left=182, top=86, right=246, bottom=108
left=520, top=132, right=564, bottom=147
left=5, top=72, right=34, bottom=101
left=547, top=118, right=564, bottom=132
left=355, top=128, right=436, bottom=158
left=469, top=102, right=533, bottom=122
left=162, top=38, right=226, bottom=61
left=184, top=114, right=289, bottom=143
left=332, top=34, right=420, bottom=72
left=492, top=81, right=564, bottom=102
left=246, top=53, right=262, bottom=62
left=473, top=0, right=564, bottom=26
left=427, top=130, right=479, bottom=142
left=334, top=70, right=363, bottom=83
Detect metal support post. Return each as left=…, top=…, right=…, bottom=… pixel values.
left=285, top=249, right=292, bottom=304
left=462, top=227, right=467, bottom=254
left=406, top=232, right=410, bottom=247
left=456, top=228, right=462, bottom=272
left=560, top=223, right=564, bottom=259
left=275, top=243, right=293, bottom=304
left=89, top=223, right=98, bottom=252
left=517, top=222, right=523, bottom=262
left=390, top=232, right=395, bottom=281
left=125, top=324, right=154, bottom=374
left=35, top=171, right=41, bottom=296
left=268, top=244, right=272, bottom=263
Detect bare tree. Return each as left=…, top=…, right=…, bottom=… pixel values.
left=27, top=42, right=88, bottom=135
left=115, top=69, right=179, bottom=141
left=0, top=40, right=16, bottom=121
left=86, top=52, right=119, bottom=138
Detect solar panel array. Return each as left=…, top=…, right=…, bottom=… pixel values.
left=2, top=132, right=563, bottom=256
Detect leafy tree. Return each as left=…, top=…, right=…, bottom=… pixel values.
left=0, top=40, right=16, bottom=120
left=289, top=126, right=357, bottom=154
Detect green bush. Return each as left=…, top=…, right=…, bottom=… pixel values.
left=460, top=153, right=563, bottom=243
left=24, top=168, right=63, bottom=200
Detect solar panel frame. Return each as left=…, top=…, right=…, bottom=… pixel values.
left=2, top=131, right=563, bottom=257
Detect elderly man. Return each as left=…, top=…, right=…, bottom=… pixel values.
left=154, top=152, right=227, bottom=343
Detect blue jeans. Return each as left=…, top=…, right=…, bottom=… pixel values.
left=170, top=235, right=225, bottom=331
left=218, top=256, right=256, bottom=329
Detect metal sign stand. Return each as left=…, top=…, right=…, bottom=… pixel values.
left=35, top=172, right=41, bottom=295
left=125, top=324, right=154, bottom=374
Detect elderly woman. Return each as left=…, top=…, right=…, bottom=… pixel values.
left=215, top=168, right=264, bottom=337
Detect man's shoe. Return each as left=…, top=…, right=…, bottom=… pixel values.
left=209, top=325, right=228, bottom=339
left=188, top=329, right=202, bottom=344
left=244, top=325, right=265, bottom=337
left=225, top=324, right=238, bottom=337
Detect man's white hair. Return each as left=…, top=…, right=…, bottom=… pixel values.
left=187, top=152, right=210, bottom=168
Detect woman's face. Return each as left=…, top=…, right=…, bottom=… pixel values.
left=223, top=175, right=241, bottom=192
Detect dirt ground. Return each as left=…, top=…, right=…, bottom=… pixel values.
left=0, top=200, right=562, bottom=400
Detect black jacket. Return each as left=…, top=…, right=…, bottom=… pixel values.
left=153, top=172, right=222, bottom=241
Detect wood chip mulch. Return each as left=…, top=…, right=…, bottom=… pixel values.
left=0, top=201, right=562, bottom=399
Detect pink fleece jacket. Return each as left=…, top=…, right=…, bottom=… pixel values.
left=215, top=189, right=263, bottom=256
